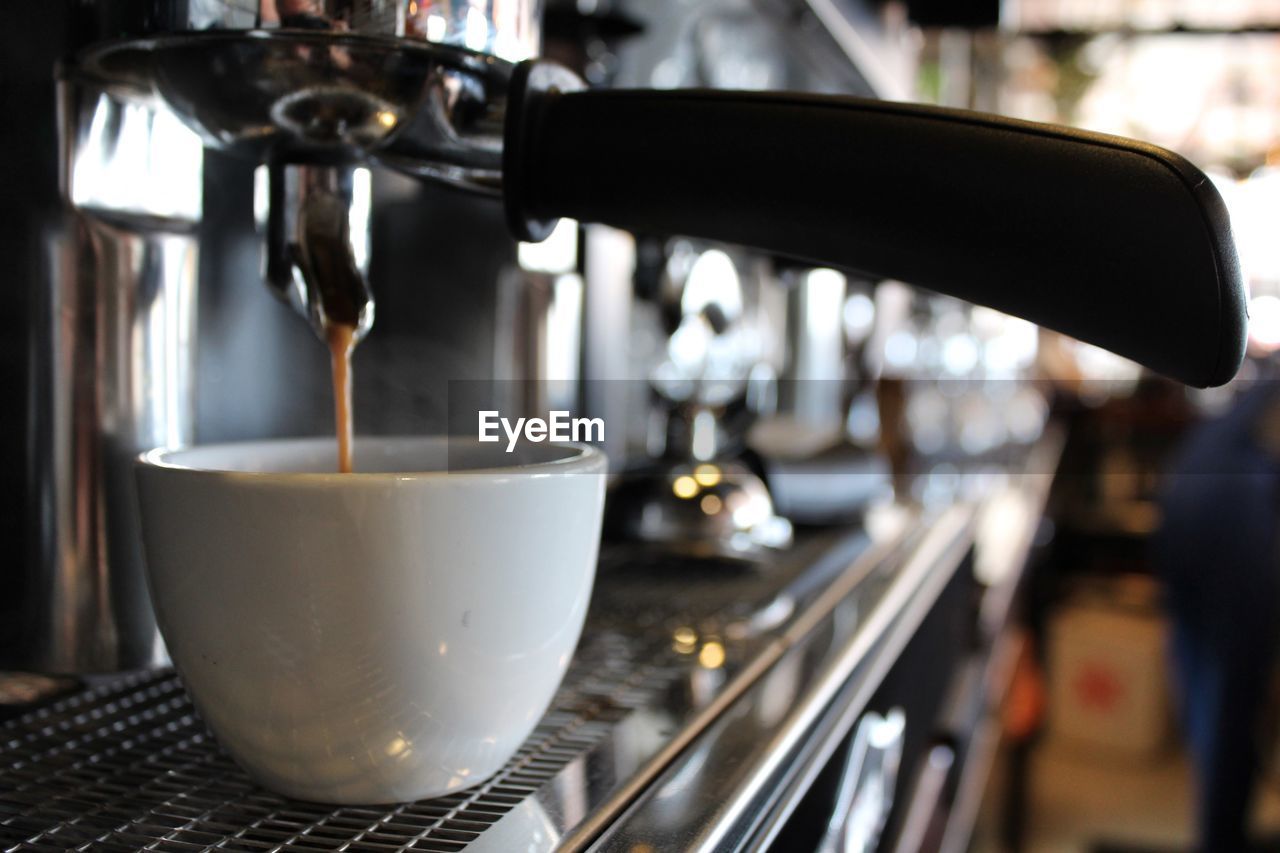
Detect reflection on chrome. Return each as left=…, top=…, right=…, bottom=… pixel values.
left=25, top=76, right=204, bottom=671
left=693, top=463, right=722, bottom=488
left=672, top=627, right=698, bottom=655
left=672, top=475, right=698, bottom=499
left=697, top=640, right=726, bottom=670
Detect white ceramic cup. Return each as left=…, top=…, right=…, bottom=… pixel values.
left=135, top=437, right=606, bottom=804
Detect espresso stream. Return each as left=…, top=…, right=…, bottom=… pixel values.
left=327, top=323, right=356, bottom=473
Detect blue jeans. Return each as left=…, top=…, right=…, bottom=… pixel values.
left=1157, top=468, right=1280, bottom=852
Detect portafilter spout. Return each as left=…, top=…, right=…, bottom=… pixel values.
left=259, top=163, right=375, bottom=343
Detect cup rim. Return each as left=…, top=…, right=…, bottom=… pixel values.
left=137, top=436, right=606, bottom=481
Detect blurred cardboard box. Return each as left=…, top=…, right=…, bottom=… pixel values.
left=1048, top=579, right=1171, bottom=759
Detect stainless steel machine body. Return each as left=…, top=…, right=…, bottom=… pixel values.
left=4, top=0, right=542, bottom=672
left=9, top=57, right=204, bottom=672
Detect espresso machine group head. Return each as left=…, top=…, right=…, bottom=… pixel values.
left=83, top=0, right=543, bottom=344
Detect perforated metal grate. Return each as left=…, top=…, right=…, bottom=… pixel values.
left=0, top=632, right=683, bottom=852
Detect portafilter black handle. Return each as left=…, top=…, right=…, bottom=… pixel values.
left=503, top=62, right=1247, bottom=389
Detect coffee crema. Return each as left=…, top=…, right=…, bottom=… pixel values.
left=327, top=323, right=357, bottom=474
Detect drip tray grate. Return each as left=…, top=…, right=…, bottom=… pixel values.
left=0, top=632, right=682, bottom=852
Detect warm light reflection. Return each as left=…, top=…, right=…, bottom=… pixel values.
left=700, top=494, right=723, bottom=515
left=673, top=626, right=698, bottom=655
left=693, top=463, right=722, bottom=488
left=376, top=110, right=397, bottom=128
left=698, top=640, right=726, bottom=669
left=672, top=475, right=698, bottom=499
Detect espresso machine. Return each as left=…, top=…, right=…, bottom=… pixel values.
left=3, top=0, right=1247, bottom=680
left=0, top=4, right=1257, bottom=851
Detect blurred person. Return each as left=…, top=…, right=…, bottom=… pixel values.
left=1153, top=377, right=1280, bottom=853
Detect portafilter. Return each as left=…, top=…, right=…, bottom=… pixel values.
left=81, top=0, right=1245, bottom=388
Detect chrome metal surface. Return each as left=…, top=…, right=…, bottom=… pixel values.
left=78, top=0, right=536, bottom=191
left=935, top=431, right=1064, bottom=853
left=647, top=245, right=763, bottom=462
left=605, top=461, right=793, bottom=561
left=778, top=267, right=847, bottom=430
left=891, top=744, right=955, bottom=853
left=587, top=504, right=974, bottom=853
left=607, top=244, right=794, bottom=559
left=494, top=220, right=583, bottom=418
left=90, top=0, right=542, bottom=62
left=18, top=74, right=202, bottom=673
left=7, top=0, right=536, bottom=674
left=85, top=34, right=512, bottom=194
left=259, top=163, right=375, bottom=341
left=63, top=82, right=204, bottom=223
left=818, top=708, right=905, bottom=853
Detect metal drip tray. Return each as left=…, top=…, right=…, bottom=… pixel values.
left=0, top=632, right=684, bottom=852
left=0, top=627, right=686, bottom=845
left=1, top=522, right=952, bottom=852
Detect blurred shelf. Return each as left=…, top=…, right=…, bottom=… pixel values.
left=1014, top=24, right=1280, bottom=38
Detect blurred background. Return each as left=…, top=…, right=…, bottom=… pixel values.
left=544, top=0, right=1280, bottom=851
left=554, top=1, right=1280, bottom=847
left=897, top=2, right=1280, bottom=851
